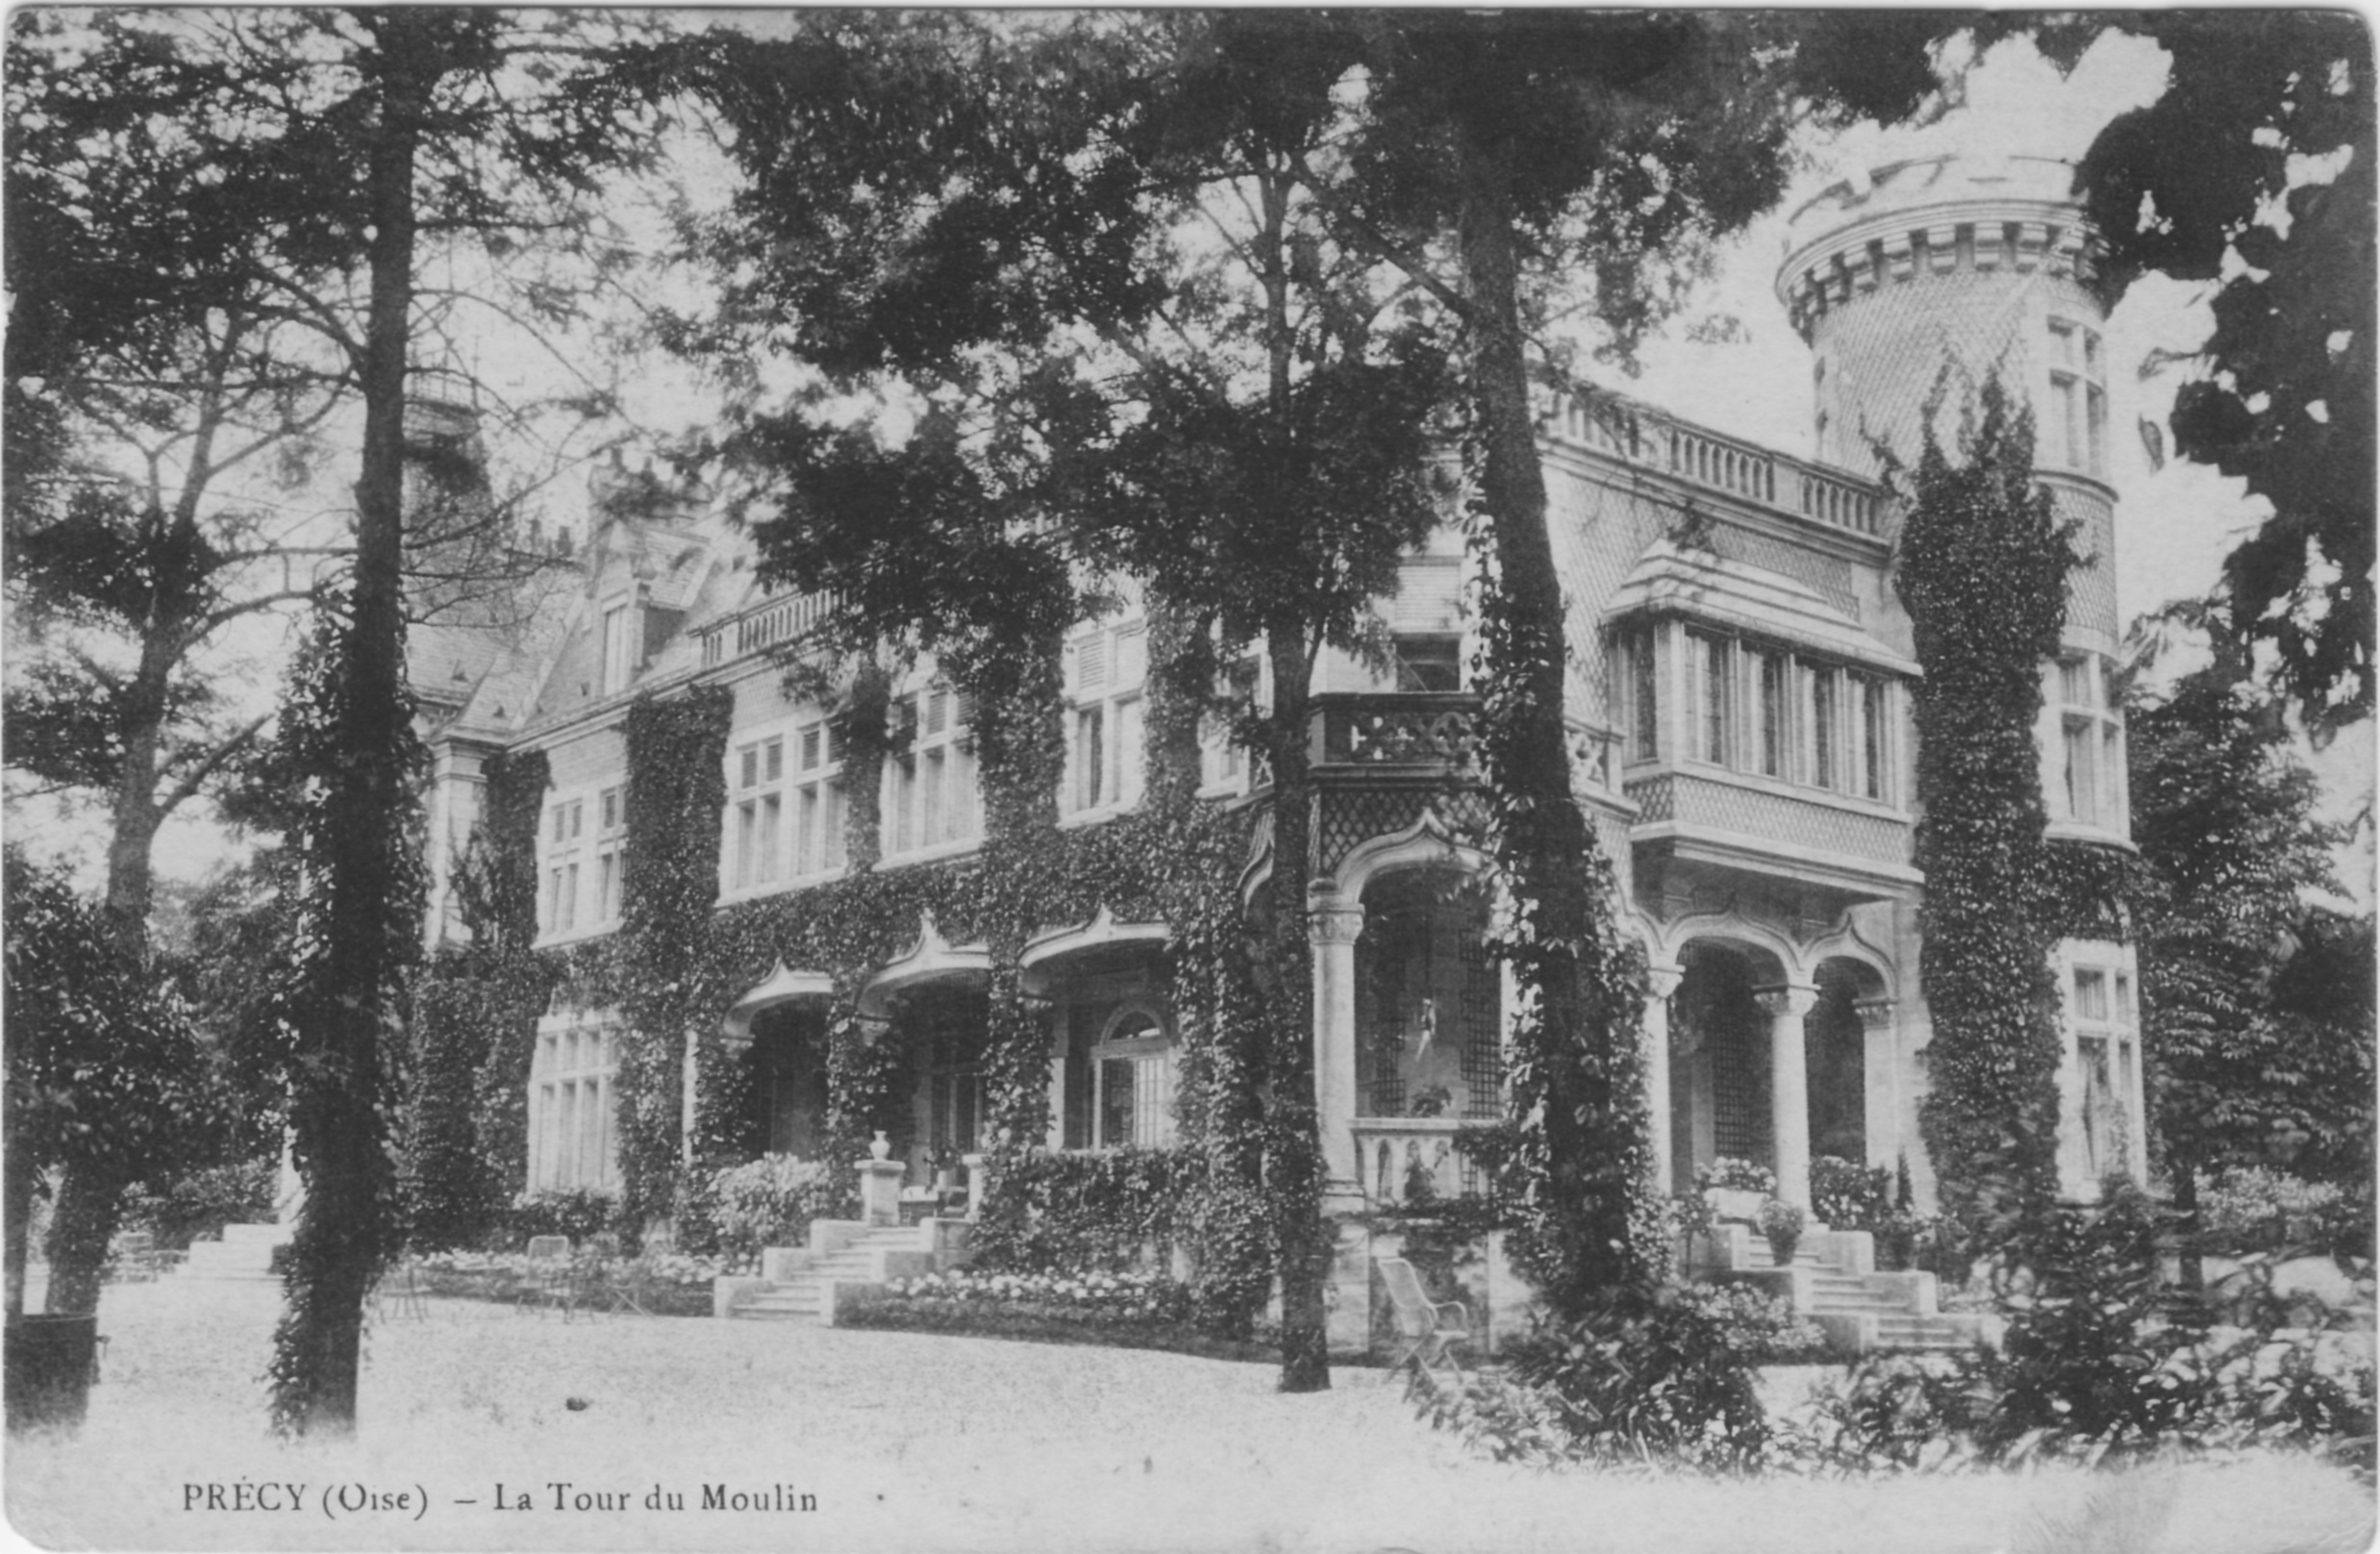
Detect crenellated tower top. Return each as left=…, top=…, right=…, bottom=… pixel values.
left=1774, top=158, right=2109, bottom=493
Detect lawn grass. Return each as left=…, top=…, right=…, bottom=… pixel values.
left=7, top=1273, right=2371, bottom=1554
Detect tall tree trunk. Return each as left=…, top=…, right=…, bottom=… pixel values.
left=38, top=644, right=172, bottom=1317
left=271, top=13, right=434, bottom=1436
left=1456, top=152, right=1651, bottom=1307
left=1265, top=616, right=1330, bottom=1391
left=1252, top=167, right=1330, bottom=1392
left=39, top=1166, right=126, bottom=1317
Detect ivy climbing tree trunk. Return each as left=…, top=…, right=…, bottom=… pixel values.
left=1263, top=612, right=1330, bottom=1392
left=268, top=15, right=440, bottom=1436
left=1453, top=150, right=1656, bottom=1312
left=969, top=637, right=1069, bottom=1168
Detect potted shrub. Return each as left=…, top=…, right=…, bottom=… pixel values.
left=1757, top=1197, right=1805, bottom=1266
left=1695, top=1158, right=1776, bottom=1225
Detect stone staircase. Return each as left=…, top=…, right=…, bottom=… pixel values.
left=1709, top=1225, right=1994, bottom=1353
left=718, top=1220, right=965, bottom=1324
left=170, top=1222, right=289, bottom=1284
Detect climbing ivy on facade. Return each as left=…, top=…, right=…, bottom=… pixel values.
left=1895, top=376, right=2078, bottom=1250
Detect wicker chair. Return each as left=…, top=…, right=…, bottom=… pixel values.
left=1376, top=1256, right=1472, bottom=1378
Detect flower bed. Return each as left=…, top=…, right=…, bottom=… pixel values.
left=411, top=1249, right=732, bottom=1317
left=838, top=1269, right=1277, bottom=1362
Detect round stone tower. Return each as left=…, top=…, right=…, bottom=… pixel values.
left=1776, top=155, right=2119, bottom=673
left=1778, top=157, right=2144, bottom=1195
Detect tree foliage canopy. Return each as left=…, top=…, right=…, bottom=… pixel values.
left=2124, top=615, right=2371, bottom=1190
left=2046, top=13, right=2375, bottom=735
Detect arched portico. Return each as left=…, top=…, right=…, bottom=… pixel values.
left=1660, top=932, right=1901, bottom=1211
left=1808, top=955, right=1894, bottom=1174
left=1310, top=815, right=1497, bottom=1201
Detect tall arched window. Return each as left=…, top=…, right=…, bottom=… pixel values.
left=1090, top=1006, right=1173, bottom=1149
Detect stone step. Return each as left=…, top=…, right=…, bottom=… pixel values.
left=179, top=1248, right=274, bottom=1265
left=1870, top=1317, right=1978, bottom=1350
left=1809, top=1294, right=1910, bottom=1315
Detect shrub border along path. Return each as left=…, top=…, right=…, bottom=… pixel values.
left=835, top=1290, right=1285, bottom=1366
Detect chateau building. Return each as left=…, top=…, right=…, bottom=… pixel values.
left=413, top=157, right=2146, bottom=1343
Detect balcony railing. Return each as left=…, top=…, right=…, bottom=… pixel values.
left=1312, top=691, right=1479, bottom=768
left=1311, top=693, right=1624, bottom=800
left=1537, top=387, right=1885, bottom=541
left=698, top=589, right=839, bottom=667
left=1351, top=1117, right=1471, bottom=1206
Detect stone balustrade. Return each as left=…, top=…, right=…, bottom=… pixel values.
left=1349, top=1117, right=1468, bottom=1206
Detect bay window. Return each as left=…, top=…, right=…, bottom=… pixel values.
left=1612, top=620, right=1901, bottom=806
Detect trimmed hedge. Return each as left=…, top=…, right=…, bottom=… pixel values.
left=837, top=1291, right=1279, bottom=1364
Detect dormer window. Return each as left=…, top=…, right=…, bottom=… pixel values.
left=600, top=596, right=639, bottom=694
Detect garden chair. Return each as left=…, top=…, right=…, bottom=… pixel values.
left=523, top=1236, right=574, bottom=1317
left=596, top=1257, right=652, bottom=1316
left=579, top=1232, right=643, bottom=1316
left=371, top=1260, right=429, bottom=1322
left=1377, top=1255, right=1471, bottom=1379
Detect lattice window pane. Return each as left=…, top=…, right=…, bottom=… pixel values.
left=1459, top=932, right=1500, bottom=1120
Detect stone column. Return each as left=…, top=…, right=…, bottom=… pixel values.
left=1856, top=997, right=1898, bottom=1172
left=1642, top=964, right=1685, bottom=1193
left=1757, top=983, right=1820, bottom=1210
left=1309, top=891, right=1366, bottom=1197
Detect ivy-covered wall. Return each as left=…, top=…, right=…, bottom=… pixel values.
left=420, top=621, right=1275, bottom=1318
left=1895, top=377, right=2079, bottom=1248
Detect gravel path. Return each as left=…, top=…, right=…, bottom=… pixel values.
left=8, top=1277, right=2371, bottom=1553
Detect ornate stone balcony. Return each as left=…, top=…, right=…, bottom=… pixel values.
left=1311, top=691, right=1480, bottom=769
left=1624, top=768, right=1918, bottom=899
